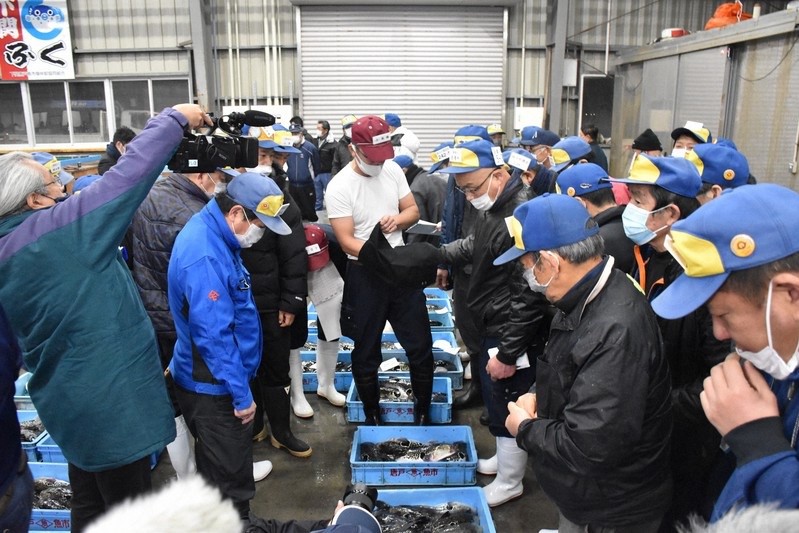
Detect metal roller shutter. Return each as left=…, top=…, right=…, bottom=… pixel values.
left=298, top=5, right=506, bottom=168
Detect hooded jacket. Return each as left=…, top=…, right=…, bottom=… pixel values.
left=130, top=173, right=210, bottom=338
left=518, top=261, right=673, bottom=526
left=0, top=108, right=182, bottom=471
left=593, top=205, right=634, bottom=274
left=440, top=173, right=549, bottom=364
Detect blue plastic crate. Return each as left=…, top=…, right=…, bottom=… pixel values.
left=18, top=410, right=45, bottom=462
left=379, top=350, right=463, bottom=390
left=427, top=312, right=455, bottom=332
left=301, top=350, right=353, bottom=393
left=425, top=297, right=453, bottom=314
left=381, top=331, right=459, bottom=357
left=423, top=287, right=451, bottom=300
left=346, top=377, right=452, bottom=424
left=28, top=462, right=71, bottom=531
left=14, top=372, right=34, bottom=410
left=377, top=487, right=495, bottom=533
left=350, top=425, right=477, bottom=486
left=37, top=434, right=65, bottom=464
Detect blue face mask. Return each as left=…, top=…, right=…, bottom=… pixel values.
left=622, top=203, right=669, bottom=245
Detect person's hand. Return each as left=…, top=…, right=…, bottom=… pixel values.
left=436, top=268, right=449, bottom=290
left=515, top=392, right=537, bottom=417
left=172, top=103, right=213, bottom=130
left=234, top=400, right=256, bottom=425
left=506, top=401, right=533, bottom=437
left=278, top=310, right=295, bottom=327
left=487, top=357, right=516, bottom=381
left=379, top=215, right=399, bottom=233
left=700, top=353, right=779, bottom=436
left=328, top=501, right=345, bottom=526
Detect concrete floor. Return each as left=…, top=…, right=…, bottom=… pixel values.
left=152, top=391, right=560, bottom=532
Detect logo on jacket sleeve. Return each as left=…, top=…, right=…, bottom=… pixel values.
left=208, top=290, right=219, bottom=302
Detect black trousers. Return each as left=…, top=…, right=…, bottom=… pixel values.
left=344, top=261, right=434, bottom=385
left=451, top=270, right=481, bottom=357
left=68, top=456, right=151, bottom=533
left=288, top=183, right=318, bottom=222
left=479, top=336, right=535, bottom=438
left=256, top=310, right=291, bottom=388
left=175, top=386, right=255, bottom=518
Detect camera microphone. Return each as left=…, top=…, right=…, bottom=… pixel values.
left=242, top=110, right=276, bottom=127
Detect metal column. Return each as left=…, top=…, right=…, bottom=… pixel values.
left=547, top=0, right=569, bottom=135
left=189, top=0, right=218, bottom=110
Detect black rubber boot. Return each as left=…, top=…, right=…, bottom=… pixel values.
left=250, top=377, right=268, bottom=442
left=411, top=378, right=433, bottom=426
left=452, top=356, right=483, bottom=410
left=356, top=377, right=382, bottom=426
left=262, top=386, right=312, bottom=458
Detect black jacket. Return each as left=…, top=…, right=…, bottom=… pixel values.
left=518, top=261, right=673, bottom=526
left=315, top=135, right=337, bottom=174
left=130, top=174, right=209, bottom=334
left=240, top=170, right=308, bottom=316
left=98, top=143, right=121, bottom=175
left=440, top=174, right=549, bottom=364
left=594, top=205, right=634, bottom=274
left=404, top=165, right=447, bottom=245
left=331, top=136, right=352, bottom=177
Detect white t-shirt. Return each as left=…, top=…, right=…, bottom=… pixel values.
left=326, top=160, right=411, bottom=259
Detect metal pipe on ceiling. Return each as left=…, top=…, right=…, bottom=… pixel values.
left=263, top=0, right=272, bottom=105
left=519, top=0, right=527, bottom=109
left=225, top=0, right=235, bottom=106
left=270, top=0, right=280, bottom=105
left=234, top=0, right=243, bottom=107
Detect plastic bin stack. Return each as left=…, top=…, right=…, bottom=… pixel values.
left=341, top=288, right=496, bottom=532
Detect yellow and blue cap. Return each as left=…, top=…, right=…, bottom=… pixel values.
left=32, top=152, right=74, bottom=186
left=550, top=136, right=592, bottom=173
left=341, top=114, right=358, bottom=128
left=248, top=124, right=301, bottom=154
left=487, top=123, right=505, bottom=136
left=556, top=163, right=611, bottom=197
left=671, top=121, right=712, bottom=144
left=652, top=184, right=799, bottom=319
left=439, top=139, right=504, bottom=175
left=226, top=171, right=292, bottom=235
left=606, top=153, right=701, bottom=198
left=686, top=143, right=749, bottom=189
left=429, top=141, right=454, bottom=173
left=511, top=126, right=559, bottom=148
left=453, top=125, right=491, bottom=145
left=494, top=193, right=599, bottom=265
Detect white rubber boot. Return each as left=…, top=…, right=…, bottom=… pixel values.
left=482, top=437, right=527, bottom=507
left=253, top=460, right=273, bottom=482
left=289, top=348, right=314, bottom=418
left=315, top=340, right=345, bottom=407
left=167, top=415, right=196, bottom=479
left=477, top=453, right=497, bottom=476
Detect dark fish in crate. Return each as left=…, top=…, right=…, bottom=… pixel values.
left=335, top=362, right=352, bottom=372
left=433, top=359, right=453, bottom=372
left=302, top=361, right=317, bottom=373
left=422, top=443, right=460, bottom=462
left=381, top=341, right=402, bottom=350
left=374, top=500, right=481, bottom=533
left=33, top=477, right=70, bottom=492
left=308, top=320, right=317, bottom=328
left=431, top=392, right=447, bottom=403
left=379, top=378, right=412, bottom=402
left=360, top=442, right=378, bottom=461
left=426, top=304, right=446, bottom=313
left=339, top=341, right=354, bottom=351
left=33, top=477, right=72, bottom=510
left=303, top=341, right=317, bottom=350
left=429, top=319, right=445, bottom=327
left=20, top=417, right=44, bottom=442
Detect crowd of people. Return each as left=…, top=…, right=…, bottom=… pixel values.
left=0, top=104, right=797, bottom=533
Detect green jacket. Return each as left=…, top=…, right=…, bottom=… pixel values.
left=0, top=108, right=186, bottom=471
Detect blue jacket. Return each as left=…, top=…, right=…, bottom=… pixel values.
left=0, top=109, right=181, bottom=471
left=287, top=140, right=321, bottom=187
left=167, top=200, right=262, bottom=411
left=711, top=369, right=799, bottom=520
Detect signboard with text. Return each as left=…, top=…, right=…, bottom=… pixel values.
left=0, top=0, right=74, bottom=80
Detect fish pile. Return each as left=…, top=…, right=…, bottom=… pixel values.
left=33, top=477, right=72, bottom=510
left=359, top=438, right=468, bottom=463
left=19, top=417, right=44, bottom=442
left=378, top=378, right=447, bottom=403
left=381, top=342, right=403, bottom=351
left=302, top=341, right=355, bottom=352
left=309, top=320, right=317, bottom=328
left=301, top=361, right=353, bottom=373
left=426, top=304, right=447, bottom=313
left=382, top=360, right=454, bottom=373
left=429, top=319, right=445, bottom=327
left=374, top=500, right=482, bottom=533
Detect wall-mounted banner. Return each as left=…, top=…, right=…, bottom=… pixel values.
left=0, top=0, right=74, bottom=80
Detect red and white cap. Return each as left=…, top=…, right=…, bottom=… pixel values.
left=351, top=115, right=395, bottom=163
left=304, top=224, right=330, bottom=271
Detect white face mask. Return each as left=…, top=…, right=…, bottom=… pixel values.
left=671, top=148, right=687, bottom=158
left=235, top=212, right=266, bottom=249
left=246, top=164, right=273, bottom=176
left=355, top=154, right=383, bottom=177
left=344, top=127, right=352, bottom=139
left=282, top=163, right=289, bottom=172
left=522, top=252, right=558, bottom=293
left=468, top=174, right=495, bottom=211
left=735, top=281, right=799, bottom=380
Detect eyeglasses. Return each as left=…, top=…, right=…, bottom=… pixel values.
left=455, top=168, right=496, bottom=195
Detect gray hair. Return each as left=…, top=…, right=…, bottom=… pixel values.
left=551, top=233, right=605, bottom=264
left=0, top=151, right=44, bottom=217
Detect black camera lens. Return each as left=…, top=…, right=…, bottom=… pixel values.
left=342, top=483, right=378, bottom=512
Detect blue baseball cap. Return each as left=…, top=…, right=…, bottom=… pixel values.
left=550, top=136, right=592, bottom=173
left=686, top=143, right=749, bottom=189
left=652, top=184, right=799, bottom=319
left=384, top=113, right=401, bottom=128
left=225, top=171, right=292, bottom=235
left=392, top=154, right=413, bottom=169
left=453, top=125, right=491, bottom=145
left=32, top=152, right=74, bottom=186
left=72, top=174, right=102, bottom=193
left=512, top=126, right=560, bottom=148
left=502, top=148, right=536, bottom=172
left=428, top=141, right=454, bottom=173
left=439, top=139, right=504, bottom=175
left=494, top=193, right=600, bottom=265
left=714, top=137, right=738, bottom=151
left=248, top=124, right=301, bottom=154
left=606, top=153, right=701, bottom=198
left=556, top=163, right=611, bottom=197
